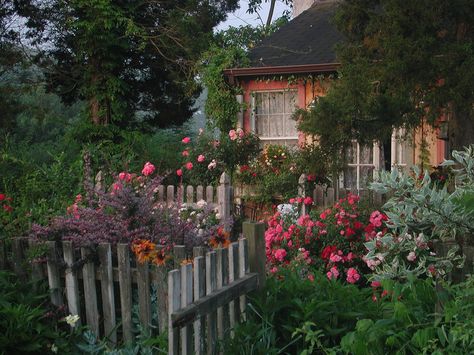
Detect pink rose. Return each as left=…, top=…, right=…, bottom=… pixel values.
left=228, top=129, right=237, bottom=141
left=141, top=162, right=155, bottom=176
left=274, top=248, right=287, bottom=262
left=329, top=252, right=343, bottom=263
left=113, top=182, right=122, bottom=191
left=346, top=268, right=360, bottom=284
left=182, top=137, right=191, bottom=144
left=0, top=194, right=5, bottom=201
left=303, top=196, right=313, bottom=205
left=327, top=266, right=339, bottom=280
left=119, top=172, right=127, bottom=180
left=371, top=281, right=382, bottom=288
left=197, top=154, right=205, bottom=163
left=185, top=162, right=193, bottom=170
left=308, top=274, right=315, bottom=282
left=237, top=128, right=244, bottom=138
left=176, top=169, right=183, bottom=177
left=182, top=150, right=189, bottom=157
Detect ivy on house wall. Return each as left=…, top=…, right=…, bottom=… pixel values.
left=199, top=45, right=249, bottom=133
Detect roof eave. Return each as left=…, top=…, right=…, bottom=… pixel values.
left=223, top=63, right=341, bottom=84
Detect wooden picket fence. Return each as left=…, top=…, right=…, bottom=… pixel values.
left=0, top=222, right=266, bottom=353
left=155, top=172, right=233, bottom=221
left=168, top=238, right=258, bottom=354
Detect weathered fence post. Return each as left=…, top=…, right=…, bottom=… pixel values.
left=243, top=222, right=266, bottom=290
left=117, top=244, right=133, bottom=343
left=63, top=241, right=81, bottom=326
left=81, top=247, right=99, bottom=336
left=98, top=243, right=116, bottom=343
left=298, top=174, right=308, bottom=215
left=193, top=255, right=206, bottom=354
left=218, top=172, right=232, bottom=229
left=206, top=250, right=218, bottom=355
left=180, top=263, right=193, bottom=354
left=46, top=241, right=63, bottom=306
left=168, top=269, right=181, bottom=355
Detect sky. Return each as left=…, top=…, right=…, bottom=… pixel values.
left=215, top=0, right=292, bottom=31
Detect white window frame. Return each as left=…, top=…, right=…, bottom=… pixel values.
left=391, top=128, right=408, bottom=168
left=340, top=141, right=381, bottom=191
left=250, top=89, right=299, bottom=142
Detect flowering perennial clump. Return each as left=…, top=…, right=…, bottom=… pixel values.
left=30, top=162, right=228, bottom=265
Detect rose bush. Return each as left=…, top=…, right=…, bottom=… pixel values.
left=265, top=193, right=387, bottom=284
left=176, top=128, right=260, bottom=186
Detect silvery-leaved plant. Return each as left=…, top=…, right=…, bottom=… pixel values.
left=364, top=146, right=474, bottom=281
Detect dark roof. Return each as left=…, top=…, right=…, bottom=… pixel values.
left=248, top=1, right=344, bottom=67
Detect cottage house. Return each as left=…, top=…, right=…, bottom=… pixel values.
left=224, top=0, right=448, bottom=191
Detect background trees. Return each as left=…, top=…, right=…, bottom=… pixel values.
left=7, top=0, right=239, bottom=130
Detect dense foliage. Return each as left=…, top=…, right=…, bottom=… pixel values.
left=9, top=0, right=239, bottom=129
left=366, top=145, right=474, bottom=281
left=223, top=269, right=474, bottom=354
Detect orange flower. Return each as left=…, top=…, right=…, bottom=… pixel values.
left=131, top=239, right=156, bottom=263
left=152, top=250, right=169, bottom=266
left=209, top=227, right=231, bottom=249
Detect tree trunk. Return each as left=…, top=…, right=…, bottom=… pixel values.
left=265, top=0, right=276, bottom=29
left=90, top=96, right=101, bottom=125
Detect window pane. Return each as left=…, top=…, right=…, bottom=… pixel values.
left=269, top=92, right=283, bottom=114
left=256, top=115, right=269, bottom=136
left=284, top=91, right=297, bottom=113
left=284, top=115, right=298, bottom=136
left=360, top=144, right=373, bottom=164
left=343, top=167, right=357, bottom=189
left=345, top=142, right=357, bottom=164
left=360, top=166, right=374, bottom=188
left=269, top=115, right=283, bottom=137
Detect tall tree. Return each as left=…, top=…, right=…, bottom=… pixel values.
left=20, top=0, right=239, bottom=129
left=300, top=0, right=474, bottom=153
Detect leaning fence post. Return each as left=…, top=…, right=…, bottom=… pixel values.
left=218, top=172, right=232, bottom=229
left=243, top=222, right=266, bottom=290
left=298, top=174, right=308, bottom=215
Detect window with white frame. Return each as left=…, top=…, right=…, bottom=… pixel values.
left=251, top=90, right=298, bottom=145
left=391, top=128, right=408, bottom=168
left=341, top=141, right=380, bottom=191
